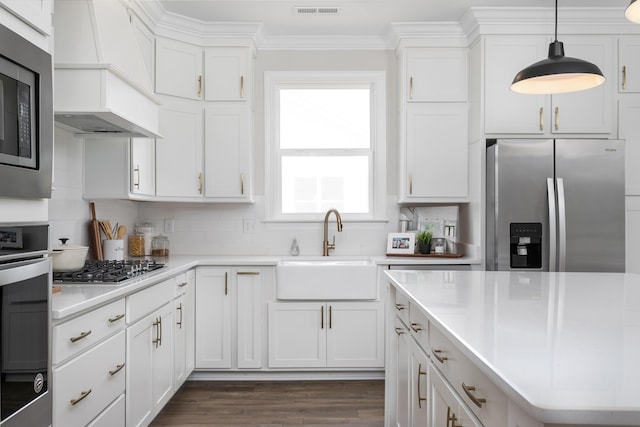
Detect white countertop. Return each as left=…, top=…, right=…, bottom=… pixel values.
left=385, top=270, right=640, bottom=425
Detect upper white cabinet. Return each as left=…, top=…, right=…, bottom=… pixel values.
left=619, top=37, right=640, bottom=93
left=403, top=47, right=468, bottom=102
left=0, top=0, right=52, bottom=35
left=131, top=138, right=155, bottom=196
left=484, top=35, right=614, bottom=135
left=155, top=38, right=203, bottom=100
left=204, top=47, right=252, bottom=102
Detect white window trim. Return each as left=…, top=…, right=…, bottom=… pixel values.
left=264, top=70, right=387, bottom=222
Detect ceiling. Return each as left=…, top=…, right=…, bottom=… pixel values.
left=143, top=0, right=630, bottom=37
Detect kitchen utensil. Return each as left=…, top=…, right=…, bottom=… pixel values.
left=100, top=220, right=114, bottom=240
left=103, top=239, right=124, bottom=261
left=52, top=238, right=89, bottom=271
left=89, top=202, right=103, bottom=260
left=117, top=224, right=127, bottom=239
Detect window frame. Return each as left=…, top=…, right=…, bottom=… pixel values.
left=264, top=70, right=387, bottom=222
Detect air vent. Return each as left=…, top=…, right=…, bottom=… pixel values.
left=294, top=6, right=340, bottom=15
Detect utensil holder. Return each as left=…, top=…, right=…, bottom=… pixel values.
left=103, top=239, right=124, bottom=261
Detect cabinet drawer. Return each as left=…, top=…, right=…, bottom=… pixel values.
left=430, top=324, right=507, bottom=427
left=174, top=272, right=189, bottom=297
left=53, top=331, right=126, bottom=427
left=87, top=394, right=124, bottom=427
left=394, top=291, right=410, bottom=326
left=408, top=304, right=429, bottom=352
left=127, top=279, right=174, bottom=323
left=53, top=299, right=125, bottom=364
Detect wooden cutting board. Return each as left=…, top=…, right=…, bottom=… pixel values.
left=89, top=202, right=103, bottom=261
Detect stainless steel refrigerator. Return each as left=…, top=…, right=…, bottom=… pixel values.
left=486, top=139, right=625, bottom=272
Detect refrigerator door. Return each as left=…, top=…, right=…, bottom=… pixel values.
left=486, top=139, right=554, bottom=270
left=555, top=139, right=625, bottom=272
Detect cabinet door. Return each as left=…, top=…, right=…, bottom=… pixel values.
left=184, top=270, right=196, bottom=376
left=550, top=36, right=613, bottom=134
left=131, top=138, right=155, bottom=196
left=326, top=302, right=384, bottom=368
left=268, top=302, right=326, bottom=368
left=195, top=268, right=232, bottom=369
left=155, top=96, right=203, bottom=198
left=395, top=319, right=411, bottom=427
left=126, top=313, right=155, bottom=427
left=403, top=103, right=468, bottom=201
left=619, top=37, right=640, bottom=93
left=204, top=47, right=250, bottom=101
left=619, top=97, right=640, bottom=195
left=405, top=47, right=468, bottom=102
left=152, top=302, right=175, bottom=415
left=203, top=104, right=252, bottom=200
left=174, top=294, right=187, bottom=389
left=484, top=35, right=548, bottom=134
left=155, top=38, right=202, bottom=100
left=410, top=344, right=429, bottom=427
left=236, top=269, right=262, bottom=369
left=430, top=364, right=483, bottom=427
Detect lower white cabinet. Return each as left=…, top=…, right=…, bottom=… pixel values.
left=394, top=317, right=410, bottom=427
left=174, top=270, right=195, bottom=390
left=87, top=394, right=125, bottom=427
left=411, top=343, right=429, bottom=426
left=268, top=301, right=384, bottom=368
left=430, top=364, right=483, bottom=427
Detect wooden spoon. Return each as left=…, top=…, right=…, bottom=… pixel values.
left=117, top=225, right=127, bottom=240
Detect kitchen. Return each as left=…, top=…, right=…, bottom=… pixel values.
left=1, top=0, right=640, bottom=426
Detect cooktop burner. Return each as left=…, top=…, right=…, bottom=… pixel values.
left=53, top=259, right=165, bottom=284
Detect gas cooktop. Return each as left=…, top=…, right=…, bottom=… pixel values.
left=53, top=259, right=165, bottom=284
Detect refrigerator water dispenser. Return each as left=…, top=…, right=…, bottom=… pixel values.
left=510, top=223, right=542, bottom=268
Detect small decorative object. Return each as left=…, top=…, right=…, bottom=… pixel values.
left=417, top=229, right=433, bottom=255
left=290, top=238, right=300, bottom=256
left=387, top=232, right=415, bottom=255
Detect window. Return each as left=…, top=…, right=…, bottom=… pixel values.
left=265, top=71, right=386, bottom=221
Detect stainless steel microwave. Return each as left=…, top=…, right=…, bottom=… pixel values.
left=0, top=24, right=52, bottom=199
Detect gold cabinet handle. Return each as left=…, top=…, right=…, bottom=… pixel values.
left=410, top=322, right=423, bottom=332
left=152, top=318, right=159, bottom=347
left=321, top=305, right=324, bottom=329
left=134, top=165, right=140, bottom=189
left=237, top=271, right=260, bottom=275
left=539, top=107, right=544, bottom=131
left=108, top=314, right=125, bottom=324
left=417, top=363, right=427, bottom=408
left=224, top=271, right=228, bottom=295
left=555, top=106, right=559, bottom=130
left=158, top=316, right=163, bottom=346
left=431, top=348, right=448, bottom=364
left=447, top=407, right=454, bottom=427
left=198, top=75, right=202, bottom=97
left=178, top=281, right=188, bottom=287
left=198, top=173, right=203, bottom=194
left=70, top=389, right=92, bottom=406
left=70, top=330, right=92, bottom=343
left=395, top=303, right=406, bottom=311
left=394, top=327, right=406, bottom=336
left=623, top=65, right=627, bottom=90
left=462, top=383, right=486, bottom=408
left=409, top=76, right=413, bottom=99
left=240, top=173, right=245, bottom=195
left=409, top=173, right=413, bottom=195
left=176, top=303, right=183, bottom=328
left=240, top=75, right=244, bottom=98
left=109, top=363, right=125, bottom=376
left=329, top=305, right=333, bottom=329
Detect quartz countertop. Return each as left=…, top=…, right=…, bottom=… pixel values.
left=385, top=270, right=640, bottom=425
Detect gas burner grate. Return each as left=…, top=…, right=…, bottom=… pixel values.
left=54, top=259, right=165, bottom=284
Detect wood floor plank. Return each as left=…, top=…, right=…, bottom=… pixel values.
left=150, top=380, right=384, bottom=426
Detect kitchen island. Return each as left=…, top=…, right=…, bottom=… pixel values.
left=385, top=270, right=640, bottom=426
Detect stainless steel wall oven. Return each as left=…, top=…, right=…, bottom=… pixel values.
left=0, top=224, right=50, bottom=426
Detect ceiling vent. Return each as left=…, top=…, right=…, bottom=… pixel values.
left=294, top=6, right=340, bottom=15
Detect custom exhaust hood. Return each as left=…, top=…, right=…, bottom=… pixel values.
left=54, top=0, right=161, bottom=138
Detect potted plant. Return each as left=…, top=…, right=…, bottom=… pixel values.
left=417, top=229, right=433, bottom=255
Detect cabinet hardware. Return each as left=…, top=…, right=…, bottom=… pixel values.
left=329, top=305, right=332, bottom=329
left=70, top=389, right=92, bottom=406
left=198, top=75, right=202, bottom=97
left=409, top=76, right=413, bottom=99
left=224, top=272, right=228, bottom=295
left=623, top=65, right=627, bottom=90
left=462, top=382, right=486, bottom=408
left=417, top=363, right=427, bottom=408
left=134, top=165, right=140, bottom=188
left=158, top=316, right=163, bottom=346
left=409, top=173, right=413, bottom=195
left=198, top=173, right=203, bottom=194
left=395, top=303, right=406, bottom=311
left=108, top=314, right=125, bottom=323
left=321, top=305, right=324, bottom=329
left=555, top=106, right=559, bottom=130
left=153, top=318, right=160, bottom=348
left=109, top=363, right=125, bottom=376
left=178, top=281, right=188, bottom=287
left=431, top=348, right=448, bottom=364
left=237, top=271, right=260, bottom=275
left=240, top=173, right=245, bottom=195
left=70, top=330, right=92, bottom=343
left=177, top=303, right=183, bottom=328
left=447, top=407, right=454, bottom=427
left=240, top=76, right=244, bottom=98
left=394, top=327, right=406, bottom=336
left=539, top=107, right=544, bottom=131
left=410, top=322, right=423, bottom=332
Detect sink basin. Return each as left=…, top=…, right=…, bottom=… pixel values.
left=276, top=257, right=377, bottom=300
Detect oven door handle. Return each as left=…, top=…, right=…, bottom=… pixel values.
left=0, top=258, right=50, bottom=286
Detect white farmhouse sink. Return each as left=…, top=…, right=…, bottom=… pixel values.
left=276, top=257, right=377, bottom=300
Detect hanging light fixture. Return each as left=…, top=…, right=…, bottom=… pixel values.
left=511, top=0, right=605, bottom=94
left=626, top=0, right=640, bottom=23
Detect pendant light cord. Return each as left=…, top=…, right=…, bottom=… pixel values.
left=554, top=0, right=558, bottom=42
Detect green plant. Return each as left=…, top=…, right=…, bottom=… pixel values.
left=417, top=229, right=432, bottom=245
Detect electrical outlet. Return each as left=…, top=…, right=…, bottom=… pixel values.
left=164, top=218, right=174, bottom=233
left=243, top=219, right=257, bottom=234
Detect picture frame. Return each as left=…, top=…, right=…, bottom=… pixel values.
left=386, top=232, right=415, bottom=255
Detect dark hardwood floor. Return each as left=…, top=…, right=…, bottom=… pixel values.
left=151, top=380, right=385, bottom=426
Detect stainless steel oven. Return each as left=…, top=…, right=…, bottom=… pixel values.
left=0, top=224, right=50, bottom=427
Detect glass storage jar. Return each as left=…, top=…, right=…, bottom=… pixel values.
left=128, top=233, right=145, bottom=257
left=151, top=234, right=170, bottom=258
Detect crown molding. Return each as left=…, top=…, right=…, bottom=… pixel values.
left=388, top=22, right=469, bottom=50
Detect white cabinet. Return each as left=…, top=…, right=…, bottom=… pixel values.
left=0, top=0, right=52, bottom=35
left=619, top=37, right=640, bottom=93
left=403, top=47, right=468, bottom=102
left=155, top=96, right=204, bottom=198
left=155, top=38, right=203, bottom=100
left=410, top=343, right=429, bottom=426
left=204, top=47, right=252, bottom=102
left=195, top=267, right=264, bottom=369
left=131, top=138, right=155, bottom=196
left=174, top=270, right=195, bottom=390
left=393, top=317, right=410, bottom=427
left=430, top=364, right=483, bottom=427
left=484, top=35, right=614, bottom=135
left=203, top=104, right=253, bottom=200
left=619, top=97, right=640, bottom=195
left=399, top=103, right=469, bottom=202
left=268, top=301, right=384, bottom=368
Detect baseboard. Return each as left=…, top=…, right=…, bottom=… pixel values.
left=187, top=370, right=385, bottom=381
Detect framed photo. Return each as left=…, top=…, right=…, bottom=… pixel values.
left=386, top=232, right=415, bottom=255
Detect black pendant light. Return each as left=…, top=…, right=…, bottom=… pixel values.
left=511, top=0, right=605, bottom=94
left=626, top=0, right=640, bottom=23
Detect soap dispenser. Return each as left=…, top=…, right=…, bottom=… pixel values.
left=290, top=238, right=300, bottom=256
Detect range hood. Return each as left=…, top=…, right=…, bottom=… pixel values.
left=54, top=0, right=161, bottom=138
